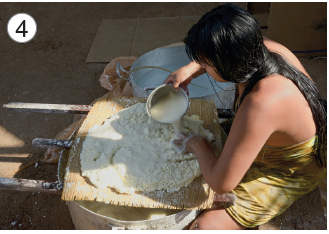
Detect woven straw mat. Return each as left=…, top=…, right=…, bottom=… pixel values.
left=62, top=96, right=224, bottom=210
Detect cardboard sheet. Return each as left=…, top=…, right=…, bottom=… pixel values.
left=130, top=17, right=199, bottom=56
left=85, top=19, right=138, bottom=63
left=85, top=17, right=199, bottom=63
left=267, top=2, right=327, bottom=57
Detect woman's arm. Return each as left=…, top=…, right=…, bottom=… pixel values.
left=174, top=82, right=278, bottom=194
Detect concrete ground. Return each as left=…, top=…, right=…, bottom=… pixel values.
left=0, top=2, right=326, bottom=230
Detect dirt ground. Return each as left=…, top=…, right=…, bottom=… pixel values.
left=0, top=2, right=326, bottom=230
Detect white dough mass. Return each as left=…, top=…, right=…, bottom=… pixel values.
left=80, top=102, right=214, bottom=194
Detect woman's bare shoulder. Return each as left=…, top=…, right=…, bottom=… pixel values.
left=238, top=74, right=301, bottom=126
left=246, top=74, right=291, bottom=106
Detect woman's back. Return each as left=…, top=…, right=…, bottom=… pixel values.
left=243, top=74, right=316, bottom=147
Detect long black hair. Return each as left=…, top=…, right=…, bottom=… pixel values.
left=184, top=4, right=327, bottom=168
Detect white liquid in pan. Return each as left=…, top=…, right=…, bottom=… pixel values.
left=150, top=91, right=188, bottom=135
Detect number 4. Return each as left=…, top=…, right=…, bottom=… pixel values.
left=16, top=20, right=28, bottom=37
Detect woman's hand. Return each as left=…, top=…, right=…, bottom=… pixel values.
left=163, top=61, right=204, bottom=95
left=173, top=133, right=209, bottom=154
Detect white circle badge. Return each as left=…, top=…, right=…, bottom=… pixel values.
left=7, top=13, right=37, bottom=43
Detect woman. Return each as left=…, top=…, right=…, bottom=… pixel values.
left=164, top=4, right=326, bottom=230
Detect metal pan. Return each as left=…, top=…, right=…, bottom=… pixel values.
left=116, top=46, right=236, bottom=109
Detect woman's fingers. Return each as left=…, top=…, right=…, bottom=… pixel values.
left=163, top=75, right=173, bottom=85
left=178, top=133, right=188, bottom=139
left=181, top=83, right=190, bottom=96
left=171, top=76, right=181, bottom=91
left=172, top=133, right=187, bottom=146
left=164, top=75, right=190, bottom=95
left=172, top=133, right=201, bottom=153
left=172, top=133, right=188, bottom=152
left=163, top=74, right=180, bottom=91
left=163, top=62, right=199, bottom=94
left=172, top=139, right=183, bottom=146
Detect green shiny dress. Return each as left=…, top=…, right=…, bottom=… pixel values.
left=220, top=99, right=326, bottom=228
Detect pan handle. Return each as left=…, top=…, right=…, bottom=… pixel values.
left=0, top=177, right=62, bottom=194
left=32, top=138, right=73, bottom=150
left=143, top=86, right=159, bottom=96
left=116, top=62, right=131, bottom=81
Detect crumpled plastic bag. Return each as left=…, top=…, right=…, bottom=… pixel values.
left=41, top=56, right=137, bottom=163
left=99, top=56, right=137, bottom=97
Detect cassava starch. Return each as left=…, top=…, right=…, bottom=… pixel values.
left=80, top=102, right=214, bottom=194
